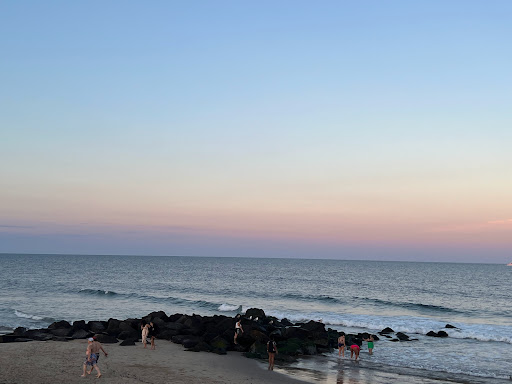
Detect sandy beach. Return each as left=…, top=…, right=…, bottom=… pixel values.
left=0, top=339, right=305, bottom=384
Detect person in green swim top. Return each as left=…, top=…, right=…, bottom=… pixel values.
left=364, top=335, right=375, bottom=355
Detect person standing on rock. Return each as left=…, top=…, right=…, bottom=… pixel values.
left=234, top=318, right=243, bottom=344
left=81, top=338, right=101, bottom=378
left=364, top=335, right=374, bottom=355
left=338, top=332, right=346, bottom=357
left=267, top=336, right=278, bottom=370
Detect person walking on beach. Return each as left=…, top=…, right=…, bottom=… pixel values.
left=350, top=344, right=360, bottom=361
left=141, top=323, right=150, bottom=349
left=267, top=336, right=278, bottom=370
left=234, top=318, right=243, bottom=344
left=338, top=332, right=346, bottom=357
left=364, top=335, right=374, bottom=355
left=148, top=321, right=156, bottom=350
left=81, top=338, right=101, bottom=378
left=87, top=337, right=108, bottom=374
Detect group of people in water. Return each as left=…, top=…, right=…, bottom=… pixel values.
left=337, top=332, right=374, bottom=360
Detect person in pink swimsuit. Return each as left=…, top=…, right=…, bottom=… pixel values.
left=350, top=344, right=360, bottom=360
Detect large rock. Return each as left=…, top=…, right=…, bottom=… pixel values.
left=300, top=320, right=325, bottom=333
left=396, top=332, right=410, bottom=341
left=437, top=331, right=448, bottom=338
left=143, top=311, right=168, bottom=322
left=245, top=308, right=266, bottom=319
left=48, top=320, right=71, bottom=329
left=283, top=327, right=309, bottom=339
left=106, top=319, right=121, bottom=336
left=88, top=321, right=107, bottom=333
left=24, top=330, right=53, bottom=341
left=120, top=338, right=136, bottom=346
left=71, top=320, right=87, bottom=332
left=117, top=330, right=139, bottom=340
left=71, top=329, right=91, bottom=339
left=94, top=334, right=118, bottom=344
left=445, top=324, right=457, bottom=329
left=49, top=328, right=72, bottom=337
left=380, top=327, right=394, bottom=334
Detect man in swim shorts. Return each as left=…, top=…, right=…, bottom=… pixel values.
left=81, top=338, right=102, bottom=378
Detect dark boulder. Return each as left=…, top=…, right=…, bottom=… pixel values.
left=71, top=329, right=91, bottom=339
left=94, top=334, right=118, bottom=344
left=120, top=338, right=136, bottom=346
left=13, top=327, right=28, bottom=335
left=210, top=336, right=229, bottom=351
left=182, top=337, right=202, bottom=349
left=106, top=319, right=121, bottom=336
left=281, top=318, right=293, bottom=326
left=24, top=330, right=53, bottom=341
left=143, top=311, right=168, bottom=322
left=426, top=331, right=438, bottom=337
left=157, top=329, right=180, bottom=340
left=245, top=308, right=266, bottom=319
left=49, top=328, right=72, bottom=337
left=171, top=335, right=188, bottom=345
left=445, top=324, right=457, bottom=329
left=49, top=320, right=71, bottom=329
left=437, top=331, right=448, bottom=338
left=0, top=334, right=18, bottom=343
left=88, top=321, right=107, bottom=333
left=117, top=330, right=139, bottom=340
left=71, top=320, right=87, bottom=332
left=300, top=320, right=325, bottom=333
left=283, top=327, right=309, bottom=339
left=396, top=332, right=410, bottom=341
left=190, top=341, right=212, bottom=352
left=380, top=327, right=394, bottom=334
left=168, top=313, right=184, bottom=322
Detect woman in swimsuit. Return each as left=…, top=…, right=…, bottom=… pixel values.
left=338, top=332, right=346, bottom=357
left=364, top=335, right=374, bottom=355
left=350, top=344, right=360, bottom=360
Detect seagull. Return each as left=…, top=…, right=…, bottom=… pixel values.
left=248, top=316, right=252, bottom=320
left=254, top=317, right=259, bottom=321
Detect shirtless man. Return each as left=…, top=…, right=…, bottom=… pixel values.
left=338, top=332, right=346, bottom=357
left=87, top=337, right=108, bottom=374
left=81, top=338, right=101, bottom=378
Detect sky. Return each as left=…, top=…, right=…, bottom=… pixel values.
left=1, top=1, right=511, bottom=262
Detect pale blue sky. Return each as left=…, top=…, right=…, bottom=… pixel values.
left=1, top=1, right=511, bottom=262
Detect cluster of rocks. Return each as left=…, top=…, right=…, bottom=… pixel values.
left=0, top=308, right=381, bottom=362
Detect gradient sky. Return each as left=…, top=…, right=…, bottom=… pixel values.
left=1, top=1, right=511, bottom=262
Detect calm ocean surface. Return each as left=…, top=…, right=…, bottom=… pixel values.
left=1, top=254, right=511, bottom=382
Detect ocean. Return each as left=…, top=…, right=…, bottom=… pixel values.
left=1, top=254, right=511, bottom=383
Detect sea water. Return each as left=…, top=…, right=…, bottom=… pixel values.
left=1, top=254, right=511, bottom=382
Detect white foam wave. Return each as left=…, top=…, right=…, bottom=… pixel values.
left=14, top=310, right=43, bottom=321
left=218, top=304, right=242, bottom=312
left=265, top=310, right=512, bottom=344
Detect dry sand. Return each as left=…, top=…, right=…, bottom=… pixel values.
left=0, top=339, right=307, bottom=384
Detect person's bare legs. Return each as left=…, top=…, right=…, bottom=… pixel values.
left=268, top=352, right=275, bottom=370
left=355, top=349, right=359, bottom=361
left=93, top=364, right=102, bottom=378
left=342, top=346, right=345, bottom=358
left=81, top=363, right=88, bottom=377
